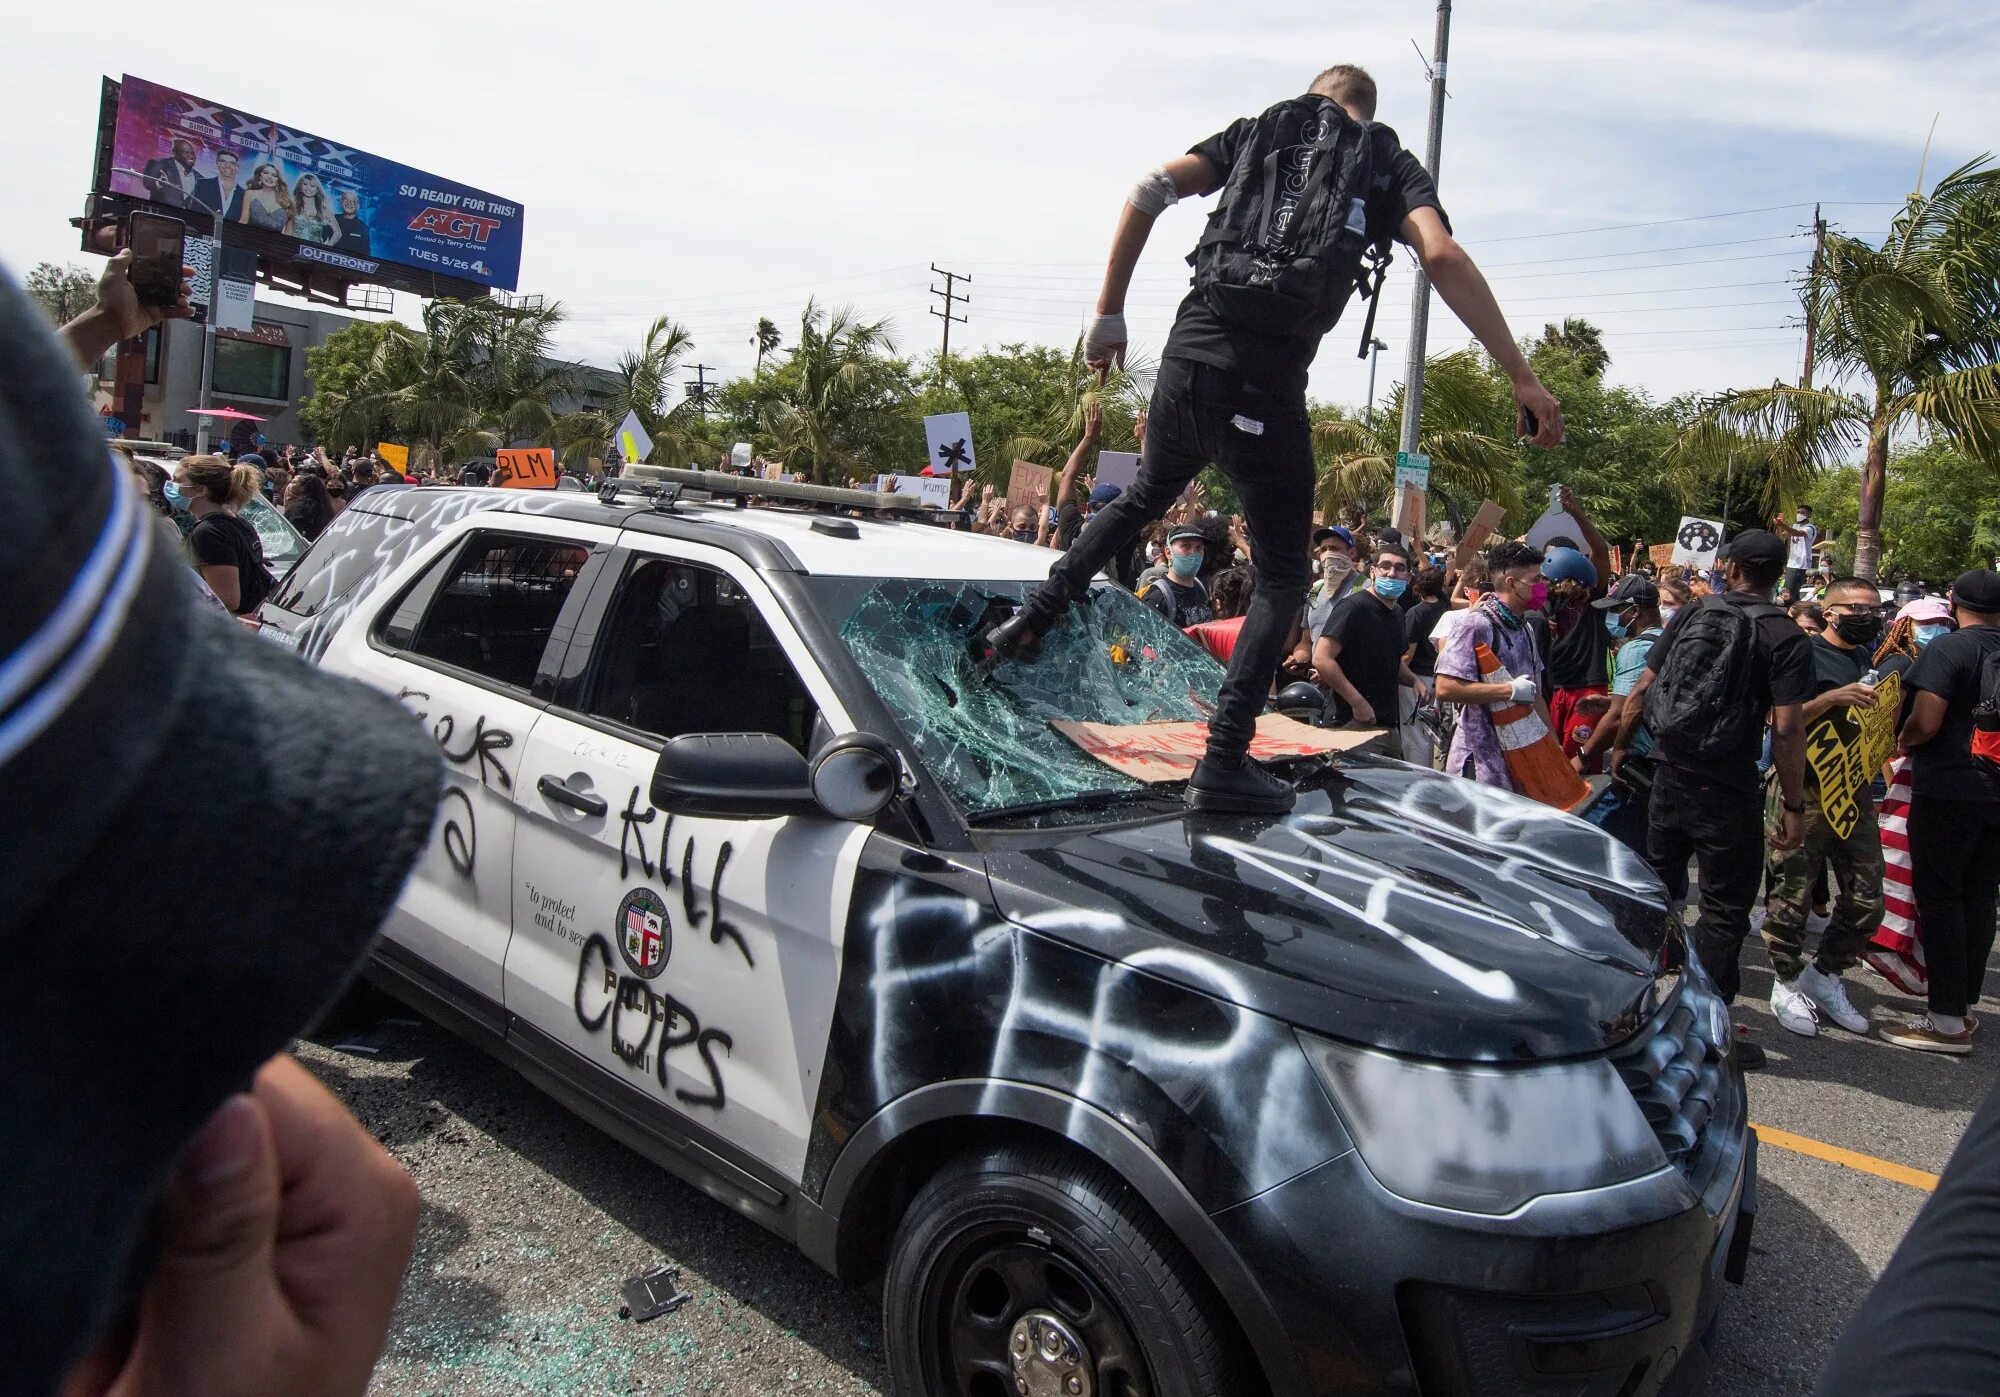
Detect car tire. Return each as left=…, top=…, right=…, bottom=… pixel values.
left=882, top=1142, right=1247, bottom=1397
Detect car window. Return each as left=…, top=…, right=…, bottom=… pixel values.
left=391, top=531, right=590, bottom=691
left=241, top=497, right=304, bottom=569
left=579, top=555, right=820, bottom=754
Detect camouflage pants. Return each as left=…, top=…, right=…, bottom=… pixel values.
left=1762, top=783, right=1884, bottom=982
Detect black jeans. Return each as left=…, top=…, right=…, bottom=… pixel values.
left=1023, top=356, right=1313, bottom=759
left=1906, top=795, right=2000, bottom=1018
left=1648, top=763, right=1764, bottom=1002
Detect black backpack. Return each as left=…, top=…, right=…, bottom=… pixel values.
left=1971, top=647, right=2000, bottom=768
left=1643, top=595, right=1782, bottom=764
left=1190, top=96, right=1394, bottom=343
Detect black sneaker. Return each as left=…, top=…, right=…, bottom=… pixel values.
left=1188, top=756, right=1296, bottom=815
left=974, top=612, right=1044, bottom=673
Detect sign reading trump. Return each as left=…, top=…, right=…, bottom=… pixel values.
left=104, top=75, right=525, bottom=291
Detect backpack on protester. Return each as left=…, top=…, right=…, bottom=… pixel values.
left=1190, top=95, right=1395, bottom=345
left=1971, top=649, right=2000, bottom=767
left=1643, top=595, right=1783, bottom=765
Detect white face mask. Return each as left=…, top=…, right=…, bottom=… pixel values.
left=1662, top=604, right=1681, bottom=626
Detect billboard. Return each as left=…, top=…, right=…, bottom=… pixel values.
left=103, top=75, right=523, bottom=292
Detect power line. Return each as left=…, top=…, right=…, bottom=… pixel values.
left=930, top=264, right=970, bottom=361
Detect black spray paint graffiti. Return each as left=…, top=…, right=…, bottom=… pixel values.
left=574, top=933, right=732, bottom=1109
left=398, top=688, right=514, bottom=879
left=618, top=787, right=753, bottom=968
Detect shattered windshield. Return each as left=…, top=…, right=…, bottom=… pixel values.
left=805, top=578, right=1228, bottom=816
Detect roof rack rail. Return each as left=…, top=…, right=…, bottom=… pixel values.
left=611, top=466, right=969, bottom=527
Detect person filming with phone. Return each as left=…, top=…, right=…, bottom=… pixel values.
left=975, top=62, right=1563, bottom=814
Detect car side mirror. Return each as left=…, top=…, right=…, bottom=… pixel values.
left=651, top=733, right=817, bottom=819
left=651, top=731, right=905, bottom=823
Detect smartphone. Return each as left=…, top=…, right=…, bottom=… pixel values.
left=1518, top=405, right=1540, bottom=439
left=125, top=211, right=186, bottom=310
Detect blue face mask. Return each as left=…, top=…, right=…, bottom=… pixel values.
left=1169, top=551, right=1203, bottom=580
left=1606, top=613, right=1630, bottom=639
left=1375, top=577, right=1408, bottom=600
left=163, top=481, right=185, bottom=506
left=1915, top=623, right=1949, bottom=648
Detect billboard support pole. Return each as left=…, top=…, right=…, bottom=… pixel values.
left=194, top=321, right=216, bottom=456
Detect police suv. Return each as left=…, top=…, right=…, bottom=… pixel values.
left=259, top=469, right=1754, bottom=1397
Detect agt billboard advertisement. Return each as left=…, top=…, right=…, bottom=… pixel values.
left=104, top=75, right=524, bottom=292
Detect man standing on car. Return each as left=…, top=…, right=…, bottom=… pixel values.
left=978, top=62, right=1564, bottom=813
left=1612, top=530, right=1812, bottom=1067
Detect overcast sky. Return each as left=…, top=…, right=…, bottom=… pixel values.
left=9, top=1, right=1997, bottom=416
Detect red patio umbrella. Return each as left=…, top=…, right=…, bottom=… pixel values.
left=185, top=407, right=268, bottom=421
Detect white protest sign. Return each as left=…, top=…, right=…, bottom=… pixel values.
left=923, top=411, right=975, bottom=478
left=1524, top=482, right=1585, bottom=551
left=1670, top=516, right=1727, bottom=568
left=1094, top=450, right=1142, bottom=492
left=876, top=474, right=953, bottom=509
left=212, top=278, right=255, bottom=333
left=730, top=441, right=752, bottom=468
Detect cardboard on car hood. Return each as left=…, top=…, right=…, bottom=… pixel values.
left=1051, top=713, right=1375, bottom=782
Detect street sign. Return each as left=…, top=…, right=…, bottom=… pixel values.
left=1393, top=450, right=1431, bottom=493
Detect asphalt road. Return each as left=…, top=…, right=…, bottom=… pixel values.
left=303, top=936, right=1998, bottom=1397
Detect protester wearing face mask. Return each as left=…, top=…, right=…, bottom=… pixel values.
left=1312, top=544, right=1427, bottom=753
left=1434, top=542, right=1570, bottom=795
left=1760, top=579, right=1888, bottom=1041
left=1136, top=526, right=1213, bottom=627
left=1583, top=577, right=1682, bottom=894
left=1862, top=596, right=1956, bottom=995
left=1780, top=503, right=1820, bottom=602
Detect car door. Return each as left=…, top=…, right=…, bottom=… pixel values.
left=506, top=538, right=872, bottom=1183
left=321, top=520, right=607, bottom=1006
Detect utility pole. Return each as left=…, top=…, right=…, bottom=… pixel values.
left=1396, top=0, right=1452, bottom=457
left=1364, top=336, right=1389, bottom=428
left=686, top=364, right=716, bottom=413
left=930, top=264, right=969, bottom=363
left=1800, top=204, right=1825, bottom=389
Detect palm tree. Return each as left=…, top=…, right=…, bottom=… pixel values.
left=759, top=299, right=897, bottom=483
left=1311, top=348, right=1524, bottom=520
left=1676, top=158, right=2000, bottom=578
left=1537, top=317, right=1610, bottom=377
left=753, top=316, right=782, bottom=376
left=553, top=315, right=711, bottom=466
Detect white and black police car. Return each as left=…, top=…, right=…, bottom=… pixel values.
left=258, top=468, right=1753, bottom=1397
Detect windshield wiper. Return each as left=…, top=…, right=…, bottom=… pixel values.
left=966, top=787, right=1179, bottom=826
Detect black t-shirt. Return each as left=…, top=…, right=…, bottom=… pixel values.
left=1547, top=597, right=1613, bottom=690
left=1904, top=626, right=2000, bottom=802
left=1404, top=598, right=1448, bottom=677
left=188, top=512, right=272, bottom=614
left=1320, top=590, right=1405, bottom=727
left=1163, top=117, right=1447, bottom=397
left=1807, top=633, right=1872, bottom=695
left=1644, top=590, right=1816, bottom=787
left=1139, top=575, right=1212, bottom=628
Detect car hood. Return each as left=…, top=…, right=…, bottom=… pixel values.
left=983, top=759, right=1677, bottom=1061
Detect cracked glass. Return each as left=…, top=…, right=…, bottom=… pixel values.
left=806, top=578, right=1227, bottom=814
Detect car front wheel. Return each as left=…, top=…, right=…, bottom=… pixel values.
left=883, top=1143, right=1247, bottom=1397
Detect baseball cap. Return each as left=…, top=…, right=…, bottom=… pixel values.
left=1896, top=597, right=1953, bottom=624
left=1592, top=574, right=1660, bottom=611
left=1951, top=569, right=2000, bottom=613
left=1166, top=524, right=1207, bottom=546
left=1719, top=528, right=1786, bottom=569
left=1087, top=482, right=1123, bottom=509
left=0, top=265, right=443, bottom=1391
left=1321, top=525, right=1354, bottom=549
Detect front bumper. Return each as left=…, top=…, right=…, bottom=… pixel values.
left=1214, top=1072, right=1754, bottom=1397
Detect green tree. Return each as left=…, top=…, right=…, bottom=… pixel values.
left=1676, top=159, right=2000, bottom=578
left=26, top=262, right=98, bottom=327
left=300, top=319, right=401, bottom=450
left=1535, top=316, right=1610, bottom=378
left=554, top=315, right=714, bottom=467
left=754, top=300, right=912, bottom=483
left=753, top=316, right=782, bottom=376
left=910, top=341, right=1150, bottom=491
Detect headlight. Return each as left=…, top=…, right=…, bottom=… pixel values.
left=1300, top=1034, right=1668, bottom=1215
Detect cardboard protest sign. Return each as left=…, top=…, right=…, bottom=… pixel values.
left=923, top=412, right=975, bottom=478
left=494, top=447, right=558, bottom=489
left=1806, top=672, right=1902, bottom=839
left=1453, top=499, right=1507, bottom=570
left=1670, top=516, right=1726, bottom=568
left=1052, top=714, right=1374, bottom=783
left=375, top=442, right=409, bottom=474
left=1649, top=542, right=1677, bottom=570
left=875, top=473, right=952, bottom=508
left=1006, top=459, right=1053, bottom=513
left=730, top=441, right=753, bottom=468
left=1093, top=450, right=1142, bottom=492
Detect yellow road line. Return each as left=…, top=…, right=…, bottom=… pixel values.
left=1752, top=1122, right=1940, bottom=1192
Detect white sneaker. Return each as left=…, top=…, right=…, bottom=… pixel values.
left=1797, top=965, right=1870, bottom=1034
left=1749, top=904, right=1769, bottom=933
left=1771, top=979, right=1820, bottom=1037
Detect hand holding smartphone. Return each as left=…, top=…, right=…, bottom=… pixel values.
left=124, top=212, right=187, bottom=310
